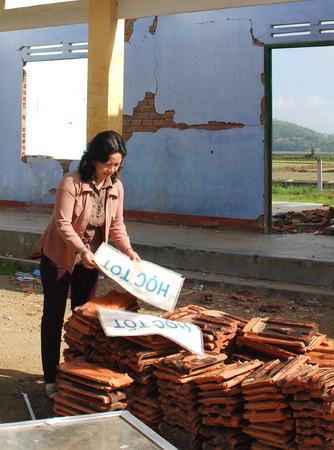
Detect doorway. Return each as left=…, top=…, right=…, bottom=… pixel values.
left=266, top=43, right=334, bottom=234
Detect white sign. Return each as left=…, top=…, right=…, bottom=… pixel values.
left=94, top=242, right=184, bottom=312
left=98, top=308, right=204, bottom=355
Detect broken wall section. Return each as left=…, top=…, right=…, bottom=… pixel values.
left=0, top=24, right=87, bottom=204
left=123, top=11, right=264, bottom=222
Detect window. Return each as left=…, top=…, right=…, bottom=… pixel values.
left=23, top=58, right=88, bottom=160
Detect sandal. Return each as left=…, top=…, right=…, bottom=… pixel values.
left=45, top=383, right=58, bottom=400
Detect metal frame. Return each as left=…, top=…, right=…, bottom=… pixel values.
left=0, top=410, right=177, bottom=450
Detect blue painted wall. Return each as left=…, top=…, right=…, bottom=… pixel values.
left=1, top=0, right=334, bottom=222
left=0, top=25, right=87, bottom=203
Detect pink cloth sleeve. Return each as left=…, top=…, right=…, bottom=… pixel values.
left=54, top=175, right=85, bottom=254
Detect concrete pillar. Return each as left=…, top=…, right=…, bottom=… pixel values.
left=87, top=0, right=124, bottom=140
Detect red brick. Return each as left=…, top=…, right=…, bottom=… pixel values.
left=135, top=105, right=154, bottom=113
left=140, top=127, right=155, bottom=132
left=135, top=113, right=150, bottom=120
left=165, top=120, right=175, bottom=127
left=165, top=110, right=175, bottom=118
left=131, top=119, right=142, bottom=127
left=154, top=119, right=165, bottom=127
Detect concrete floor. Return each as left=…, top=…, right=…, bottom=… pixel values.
left=0, top=206, right=334, bottom=289
left=272, top=201, right=328, bottom=214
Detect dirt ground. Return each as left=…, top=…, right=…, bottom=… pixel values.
left=1, top=272, right=334, bottom=425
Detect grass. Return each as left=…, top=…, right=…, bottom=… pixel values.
left=0, top=258, right=18, bottom=275
left=272, top=183, right=334, bottom=206
left=273, top=153, right=334, bottom=162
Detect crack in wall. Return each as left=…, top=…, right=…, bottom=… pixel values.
left=123, top=92, right=245, bottom=141
left=196, top=20, right=216, bottom=25
left=249, top=19, right=264, bottom=47
left=125, top=19, right=137, bottom=43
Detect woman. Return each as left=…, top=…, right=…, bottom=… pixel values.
left=39, top=130, right=140, bottom=399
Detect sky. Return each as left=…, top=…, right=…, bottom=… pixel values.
left=25, top=59, right=87, bottom=160
left=272, top=46, right=334, bottom=135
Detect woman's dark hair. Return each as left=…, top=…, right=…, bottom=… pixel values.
left=79, top=130, right=127, bottom=182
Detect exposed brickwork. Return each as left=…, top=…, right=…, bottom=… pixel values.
left=149, top=16, right=158, bottom=35
left=58, top=159, right=72, bottom=177
left=260, top=96, right=266, bottom=126
left=124, top=209, right=260, bottom=231
left=125, top=19, right=137, bottom=43
left=123, top=92, right=245, bottom=141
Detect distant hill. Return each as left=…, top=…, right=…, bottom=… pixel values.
left=273, top=119, right=334, bottom=153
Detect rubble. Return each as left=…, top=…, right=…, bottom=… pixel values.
left=272, top=207, right=334, bottom=234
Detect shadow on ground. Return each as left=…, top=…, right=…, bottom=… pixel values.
left=0, top=368, right=54, bottom=423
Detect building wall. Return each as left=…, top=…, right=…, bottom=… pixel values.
left=0, top=24, right=87, bottom=204
left=1, top=0, right=334, bottom=227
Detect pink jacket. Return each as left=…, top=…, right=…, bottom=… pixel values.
left=39, top=170, right=131, bottom=272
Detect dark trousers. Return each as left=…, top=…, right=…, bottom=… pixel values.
left=40, top=253, right=99, bottom=383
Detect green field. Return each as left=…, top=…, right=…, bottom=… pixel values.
left=272, top=153, right=334, bottom=205
left=272, top=183, right=334, bottom=206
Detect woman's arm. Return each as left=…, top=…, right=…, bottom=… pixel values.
left=54, top=174, right=86, bottom=254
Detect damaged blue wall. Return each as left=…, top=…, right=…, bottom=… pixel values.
left=123, top=12, right=264, bottom=219
left=0, top=24, right=87, bottom=203
left=1, top=0, right=334, bottom=222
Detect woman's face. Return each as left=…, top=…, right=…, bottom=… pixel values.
left=93, top=152, right=122, bottom=182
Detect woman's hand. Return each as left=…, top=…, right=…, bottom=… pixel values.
left=80, top=248, right=97, bottom=269
left=125, top=248, right=141, bottom=262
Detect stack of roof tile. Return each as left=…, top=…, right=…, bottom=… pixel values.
left=305, top=337, right=334, bottom=367
left=60, top=299, right=334, bottom=447
left=76, top=289, right=139, bottom=318
left=195, top=359, right=263, bottom=449
left=64, top=331, right=175, bottom=427
left=63, top=312, right=98, bottom=357
left=199, top=425, right=251, bottom=450
left=281, top=364, right=334, bottom=449
left=237, top=317, right=325, bottom=360
left=117, top=341, right=177, bottom=429
left=54, top=358, right=133, bottom=416
left=154, top=351, right=227, bottom=449
left=164, top=305, right=242, bottom=353
left=241, top=355, right=309, bottom=449
left=63, top=293, right=179, bottom=428
left=63, top=289, right=140, bottom=363
left=124, top=334, right=180, bottom=351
